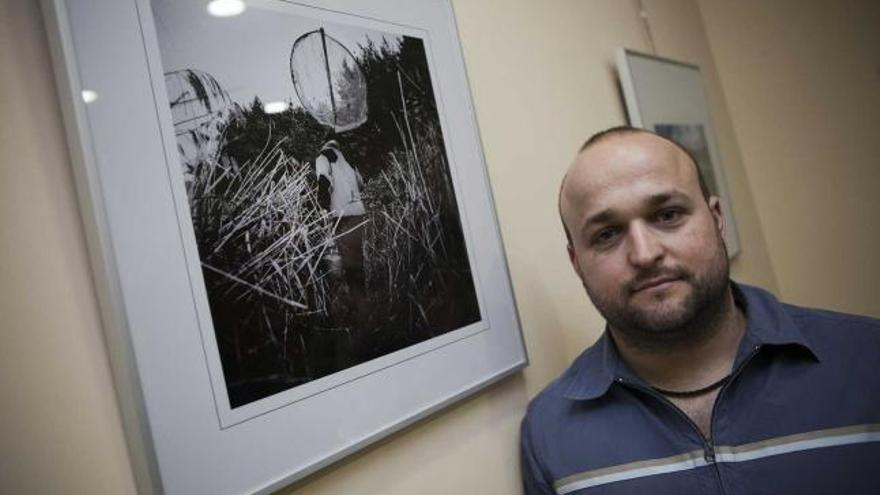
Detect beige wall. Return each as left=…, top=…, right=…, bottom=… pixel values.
left=698, top=0, right=880, bottom=318
left=0, top=1, right=138, bottom=493
left=0, top=0, right=871, bottom=494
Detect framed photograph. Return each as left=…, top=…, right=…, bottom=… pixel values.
left=41, top=0, right=527, bottom=493
left=616, top=48, right=741, bottom=257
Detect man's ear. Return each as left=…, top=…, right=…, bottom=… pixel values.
left=708, top=195, right=725, bottom=237
left=567, top=243, right=584, bottom=280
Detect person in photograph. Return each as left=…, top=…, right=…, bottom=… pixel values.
left=521, top=126, right=880, bottom=494
left=315, top=138, right=367, bottom=291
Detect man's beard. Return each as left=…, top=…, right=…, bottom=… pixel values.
left=584, top=234, right=731, bottom=351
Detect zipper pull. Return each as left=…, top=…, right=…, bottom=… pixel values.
left=704, top=444, right=716, bottom=463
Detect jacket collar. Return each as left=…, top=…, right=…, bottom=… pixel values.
left=561, top=281, right=819, bottom=401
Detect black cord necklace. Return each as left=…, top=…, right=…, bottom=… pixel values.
left=651, top=374, right=731, bottom=398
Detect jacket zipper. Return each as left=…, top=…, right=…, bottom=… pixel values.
left=620, top=379, right=716, bottom=457
left=616, top=344, right=763, bottom=493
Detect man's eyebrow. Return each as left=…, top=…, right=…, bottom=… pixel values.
left=581, top=190, right=691, bottom=230
left=645, top=190, right=690, bottom=206
left=582, top=210, right=615, bottom=230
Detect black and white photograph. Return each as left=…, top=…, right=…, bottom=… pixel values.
left=153, top=0, right=481, bottom=409
left=654, top=123, right=720, bottom=197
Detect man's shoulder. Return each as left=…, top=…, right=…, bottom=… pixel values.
left=781, top=300, right=880, bottom=351
left=524, top=339, right=606, bottom=425
left=738, top=282, right=879, bottom=344
left=525, top=371, right=572, bottom=418
left=783, top=301, right=880, bottom=331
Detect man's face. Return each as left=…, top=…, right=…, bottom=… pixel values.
left=560, top=132, right=729, bottom=346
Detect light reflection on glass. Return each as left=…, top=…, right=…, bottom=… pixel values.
left=81, top=89, right=98, bottom=103
left=207, top=0, right=246, bottom=17
left=263, top=101, right=289, bottom=114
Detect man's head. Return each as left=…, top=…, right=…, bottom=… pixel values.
left=559, top=127, right=712, bottom=245
left=321, top=139, right=341, bottom=152
left=559, top=127, right=730, bottom=348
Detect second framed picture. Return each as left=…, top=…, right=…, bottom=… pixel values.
left=617, top=48, right=741, bottom=257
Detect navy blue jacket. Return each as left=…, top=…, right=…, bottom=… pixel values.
left=521, top=283, right=880, bottom=494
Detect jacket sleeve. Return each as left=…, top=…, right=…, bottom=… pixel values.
left=317, top=176, right=332, bottom=211
left=315, top=154, right=331, bottom=181
left=521, top=413, right=556, bottom=495
left=315, top=155, right=332, bottom=211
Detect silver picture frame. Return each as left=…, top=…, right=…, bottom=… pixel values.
left=41, top=1, right=527, bottom=493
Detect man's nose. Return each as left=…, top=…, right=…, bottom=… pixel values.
left=627, top=223, right=664, bottom=268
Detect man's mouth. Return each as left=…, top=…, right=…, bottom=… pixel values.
left=631, top=275, right=682, bottom=293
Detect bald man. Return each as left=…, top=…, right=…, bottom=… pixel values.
left=520, top=127, right=880, bottom=495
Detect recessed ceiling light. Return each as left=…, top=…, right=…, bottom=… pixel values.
left=263, top=101, right=289, bottom=114
left=207, top=0, right=246, bottom=17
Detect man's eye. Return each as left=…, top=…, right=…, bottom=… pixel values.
left=592, top=228, right=620, bottom=246
left=656, top=208, right=683, bottom=224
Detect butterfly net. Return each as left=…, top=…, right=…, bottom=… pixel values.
left=290, top=29, right=367, bottom=132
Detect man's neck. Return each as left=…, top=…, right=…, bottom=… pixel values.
left=610, top=289, right=747, bottom=392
